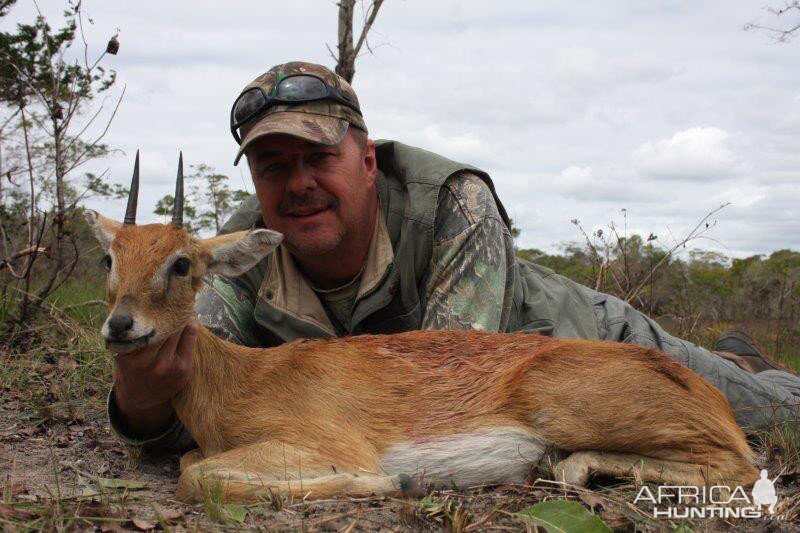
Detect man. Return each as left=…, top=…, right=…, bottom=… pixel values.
left=109, top=62, right=799, bottom=452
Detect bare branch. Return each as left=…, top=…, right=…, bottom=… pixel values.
left=0, top=245, right=47, bottom=277
left=62, top=85, right=125, bottom=177
left=352, top=0, right=385, bottom=59
left=624, top=203, right=731, bottom=303
left=744, top=1, right=800, bottom=42
left=0, top=108, right=21, bottom=131
left=325, top=42, right=338, bottom=63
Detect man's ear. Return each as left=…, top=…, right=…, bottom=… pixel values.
left=202, top=229, right=283, bottom=277
left=363, top=138, right=377, bottom=188
left=85, top=210, right=122, bottom=252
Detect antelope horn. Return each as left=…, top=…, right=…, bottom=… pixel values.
left=123, top=150, right=140, bottom=225
left=172, top=151, right=184, bottom=227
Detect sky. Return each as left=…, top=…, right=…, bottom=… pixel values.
left=3, top=1, right=799, bottom=258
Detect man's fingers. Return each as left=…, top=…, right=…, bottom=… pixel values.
left=114, top=340, right=161, bottom=371
left=174, top=319, right=198, bottom=373
left=158, top=327, right=184, bottom=361
left=177, top=319, right=199, bottom=357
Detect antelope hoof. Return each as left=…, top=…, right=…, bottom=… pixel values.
left=554, top=453, right=590, bottom=487
left=180, top=449, right=204, bottom=472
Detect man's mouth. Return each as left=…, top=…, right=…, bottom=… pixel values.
left=105, top=330, right=156, bottom=352
left=287, top=206, right=329, bottom=218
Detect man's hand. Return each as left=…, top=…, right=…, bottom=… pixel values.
left=112, top=319, right=198, bottom=437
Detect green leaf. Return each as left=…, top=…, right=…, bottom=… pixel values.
left=515, top=500, right=611, bottom=533
left=225, top=504, right=248, bottom=523
left=96, top=477, right=147, bottom=490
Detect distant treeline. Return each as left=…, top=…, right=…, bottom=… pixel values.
left=516, top=235, right=799, bottom=355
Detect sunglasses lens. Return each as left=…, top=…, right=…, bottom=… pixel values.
left=276, top=76, right=328, bottom=101
left=233, top=88, right=267, bottom=125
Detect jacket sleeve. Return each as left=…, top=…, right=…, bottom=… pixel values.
left=420, top=172, right=515, bottom=332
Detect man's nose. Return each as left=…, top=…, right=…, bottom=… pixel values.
left=107, top=314, right=133, bottom=339
left=285, top=160, right=318, bottom=195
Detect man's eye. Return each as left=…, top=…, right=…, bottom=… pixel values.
left=264, top=162, right=283, bottom=172
left=309, top=152, right=332, bottom=163
left=171, top=257, right=191, bottom=276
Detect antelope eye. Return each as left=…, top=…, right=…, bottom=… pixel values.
left=171, top=257, right=191, bottom=276
left=102, top=254, right=112, bottom=271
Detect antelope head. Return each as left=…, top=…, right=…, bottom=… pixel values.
left=86, top=151, right=282, bottom=354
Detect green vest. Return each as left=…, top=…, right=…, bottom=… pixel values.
left=220, top=140, right=599, bottom=343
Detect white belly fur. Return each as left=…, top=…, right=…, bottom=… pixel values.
left=379, top=427, right=546, bottom=488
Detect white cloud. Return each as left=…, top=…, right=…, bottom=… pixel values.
left=632, top=127, right=738, bottom=181
left=560, top=165, right=593, bottom=182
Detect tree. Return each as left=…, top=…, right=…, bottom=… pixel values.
left=153, top=164, right=249, bottom=235
left=154, top=193, right=198, bottom=232
left=327, top=0, right=385, bottom=83
left=189, top=164, right=250, bottom=234
left=745, top=2, right=800, bottom=42
left=0, top=1, right=122, bottom=337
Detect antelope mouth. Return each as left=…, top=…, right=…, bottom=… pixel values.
left=105, top=329, right=156, bottom=353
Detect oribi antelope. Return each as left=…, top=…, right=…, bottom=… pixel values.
left=88, top=153, right=758, bottom=503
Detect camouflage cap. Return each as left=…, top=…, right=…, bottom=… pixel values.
left=233, top=61, right=367, bottom=165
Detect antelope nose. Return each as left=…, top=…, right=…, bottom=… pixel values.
left=107, top=314, right=133, bottom=338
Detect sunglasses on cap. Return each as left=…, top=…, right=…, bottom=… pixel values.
left=230, top=74, right=362, bottom=145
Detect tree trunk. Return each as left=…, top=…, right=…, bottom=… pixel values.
left=335, top=0, right=356, bottom=83
left=333, top=0, right=385, bottom=83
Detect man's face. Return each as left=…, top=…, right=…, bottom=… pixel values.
left=246, top=129, right=377, bottom=257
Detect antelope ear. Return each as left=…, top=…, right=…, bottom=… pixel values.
left=85, top=210, right=122, bottom=252
left=203, top=229, right=283, bottom=277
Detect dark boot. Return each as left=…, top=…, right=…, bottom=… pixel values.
left=713, top=329, right=793, bottom=374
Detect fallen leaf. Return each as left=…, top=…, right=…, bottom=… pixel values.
left=225, top=504, right=248, bottom=523
left=18, top=426, right=39, bottom=436
left=81, top=486, right=104, bottom=497
left=516, top=500, right=611, bottom=533
left=154, top=507, right=184, bottom=521
left=97, top=477, right=147, bottom=490
left=36, top=363, right=55, bottom=374
left=57, top=356, right=78, bottom=371
left=131, top=518, right=155, bottom=530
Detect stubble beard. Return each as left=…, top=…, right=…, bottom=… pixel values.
left=285, top=223, right=346, bottom=257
